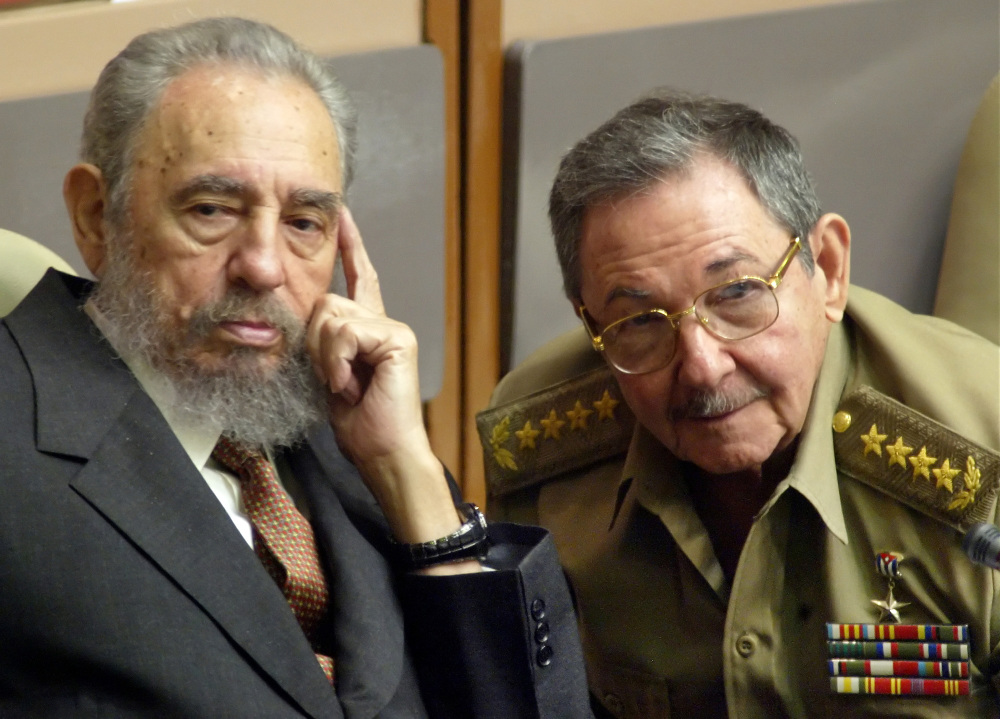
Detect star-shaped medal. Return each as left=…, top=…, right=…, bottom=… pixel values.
left=871, top=584, right=910, bottom=623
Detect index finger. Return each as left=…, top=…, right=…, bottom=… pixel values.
left=338, top=206, right=386, bottom=315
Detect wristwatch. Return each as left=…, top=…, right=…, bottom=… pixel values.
left=391, top=503, right=490, bottom=570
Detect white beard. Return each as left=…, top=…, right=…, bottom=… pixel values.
left=87, top=227, right=327, bottom=450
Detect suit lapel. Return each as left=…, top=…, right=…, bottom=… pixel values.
left=8, top=272, right=343, bottom=719
left=289, top=431, right=409, bottom=719
left=71, top=398, right=343, bottom=719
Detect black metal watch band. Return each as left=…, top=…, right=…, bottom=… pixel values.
left=391, top=502, right=490, bottom=570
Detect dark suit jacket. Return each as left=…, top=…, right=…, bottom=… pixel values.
left=0, top=271, right=592, bottom=719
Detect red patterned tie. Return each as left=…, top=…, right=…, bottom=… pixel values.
left=212, top=437, right=335, bottom=684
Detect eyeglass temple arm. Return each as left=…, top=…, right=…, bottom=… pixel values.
left=767, top=236, right=802, bottom=288
left=577, top=305, right=605, bottom=351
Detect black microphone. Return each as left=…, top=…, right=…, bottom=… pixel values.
left=962, top=523, right=1000, bottom=570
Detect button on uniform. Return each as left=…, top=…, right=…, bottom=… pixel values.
left=736, top=632, right=758, bottom=658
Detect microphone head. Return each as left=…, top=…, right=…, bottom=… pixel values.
left=963, top=523, right=1000, bottom=570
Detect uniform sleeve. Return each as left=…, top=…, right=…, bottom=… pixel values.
left=398, top=522, right=594, bottom=719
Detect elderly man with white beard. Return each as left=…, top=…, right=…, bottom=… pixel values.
left=0, top=17, right=592, bottom=719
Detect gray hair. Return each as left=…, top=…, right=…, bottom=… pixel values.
left=549, top=89, right=822, bottom=299
left=80, top=16, right=357, bottom=227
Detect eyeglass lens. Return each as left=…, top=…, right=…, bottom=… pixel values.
left=605, top=277, right=779, bottom=373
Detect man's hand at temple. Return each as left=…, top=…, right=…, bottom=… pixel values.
left=306, top=208, right=477, bottom=574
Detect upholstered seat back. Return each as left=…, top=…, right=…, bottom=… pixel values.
left=934, top=75, right=999, bottom=344
left=0, top=228, right=76, bottom=317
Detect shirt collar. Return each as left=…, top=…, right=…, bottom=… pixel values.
left=775, top=317, right=851, bottom=544
left=619, top=426, right=730, bottom=597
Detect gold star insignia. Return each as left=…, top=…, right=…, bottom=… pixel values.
left=515, top=421, right=540, bottom=450
left=886, top=437, right=913, bottom=469
left=872, top=585, right=910, bottom=623
left=860, top=423, right=888, bottom=456
left=540, top=409, right=566, bottom=440
left=908, top=446, right=937, bottom=481
left=932, top=458, right=961, bottom=492
left=593, top=390, right=619, bottom=421
left=565, top=400, right=594, bottom=431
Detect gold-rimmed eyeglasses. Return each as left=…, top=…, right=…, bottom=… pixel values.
left=579, top=236, right=802, bottom=375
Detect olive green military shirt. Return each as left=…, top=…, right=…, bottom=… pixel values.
left=482, top=286, right=1000, bottom=718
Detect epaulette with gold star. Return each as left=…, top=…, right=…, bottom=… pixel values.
left=832, top=385, right=999, bottom=531
left=476, top=366, right=634, bottom=498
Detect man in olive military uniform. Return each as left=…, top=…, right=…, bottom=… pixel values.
left=479, top=90, right=1000, bottom=717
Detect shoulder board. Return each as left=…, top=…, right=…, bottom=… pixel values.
left=833, top=385, right=999, bottom=531
left=476, top=366, right=634, bottom=498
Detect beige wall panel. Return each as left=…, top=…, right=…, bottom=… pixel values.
left=0, top=0, right=420, bottom=100
left=503, top=0, right=866, bottom=42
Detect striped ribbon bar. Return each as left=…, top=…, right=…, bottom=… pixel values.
left=831, top=677, right=969, bottom=696
left=828, top=640, right=969, bottom=660
left=828, top=659, right=968, bottom=678
left=826, top=623, right=969, bottom=642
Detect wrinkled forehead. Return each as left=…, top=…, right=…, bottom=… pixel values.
left=578, top=158, right=789, bottom=299
left=143, top=64, right=338, bottom=149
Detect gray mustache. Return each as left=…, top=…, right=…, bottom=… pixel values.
left=669, top=386, right=769, bottom=421
left=187, top=288, right=305, bottom=346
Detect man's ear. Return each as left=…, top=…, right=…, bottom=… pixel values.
left=63, top=163, right=111, bottom=279
left=809, top=213, right=851, bottom=322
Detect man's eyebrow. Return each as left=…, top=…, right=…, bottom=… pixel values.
left=170, top=175, right=249, bottom=205
left=602, top=250, right=761, bottom=304
left=289, top=188, right=343, bottom=216
left=704, top=251, right=758, bottom=277
left=605, top=287, right=650, bottom=303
